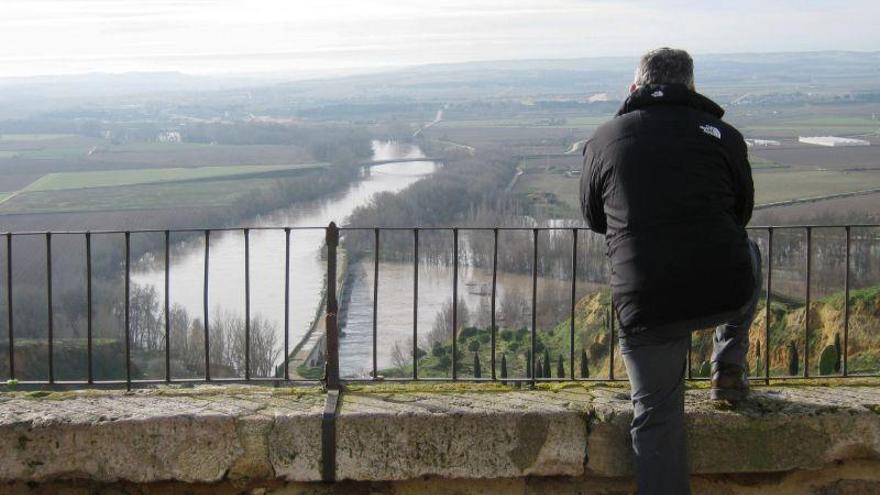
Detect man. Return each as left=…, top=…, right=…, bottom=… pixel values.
left=580, top=48, right=760, bottom=494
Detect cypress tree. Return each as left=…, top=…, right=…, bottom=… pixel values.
left=754, top=340, right=762, bottom=377
left=788, top=341, right=799, bottom=376
left=526, top=350, right=532, bottom=379
left=474, top=352, right=481, bottom=378
left=833, top=333, right=842, bottom=373
left=500, top=353, right=508, bottom=384
left=557, top=354, right=565, bottom=379
left=543, top=349, right=551, bottom=378
left=535, top=359, right=543, bottom=378
left=580, top=349, right=589, bottom=378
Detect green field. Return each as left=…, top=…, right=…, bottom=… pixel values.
left=0, top=133, right=77, bottom=141
left=754, top=170, right=880, bottom=204
left=515, top=157, right=880, bottom=216
left=438, top=115, right=609, bottom=128
left=740, top=115, right=880, bottom=138
left=2, top=177, right=286, bottom=214
left=23, top=163, right=329, bottom=192
left=748, top=154, right=788, bottom=169
left=13, top=147, right=92, bottom=160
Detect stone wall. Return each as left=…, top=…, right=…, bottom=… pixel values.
left=2, top=382, right=880, bottom=494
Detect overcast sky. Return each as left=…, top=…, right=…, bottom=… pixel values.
left=1, top=0, right=877, bottom=79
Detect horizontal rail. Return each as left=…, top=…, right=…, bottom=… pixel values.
left=3, top=223, right=879, bottom=236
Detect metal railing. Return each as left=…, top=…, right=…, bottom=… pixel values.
left=1, top=223, right=878, bottom=390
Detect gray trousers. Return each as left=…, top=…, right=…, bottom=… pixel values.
left=619, top=240, right=761, bottom=495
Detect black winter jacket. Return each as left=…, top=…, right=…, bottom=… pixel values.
left=580, top=84, right=755, bottom=336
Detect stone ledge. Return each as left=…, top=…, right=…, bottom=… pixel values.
left=1, top=383, right=879, bottom=484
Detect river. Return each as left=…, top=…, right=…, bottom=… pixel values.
left=132, top=141, right=438, bottom=370
left=132, top=140, right=595, bottom=377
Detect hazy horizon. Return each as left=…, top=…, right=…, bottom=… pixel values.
left=2, top=0, right=878, bottom=79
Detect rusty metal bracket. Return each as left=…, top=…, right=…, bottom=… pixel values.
left=321, top=389, right=341, bottom=482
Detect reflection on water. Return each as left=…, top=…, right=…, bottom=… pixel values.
left=340, top=260, right=581, bottom=376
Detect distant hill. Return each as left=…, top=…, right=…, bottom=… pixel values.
left=1, top=51, right=878, bottom=108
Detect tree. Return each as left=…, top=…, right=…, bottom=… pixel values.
left=557, top=354, right=565, bottom=379
left=500, top=288, right=527, bottom=330
left=543, top=349, right=552, bottom=378
left=500, top=354, right=508, bottom=384
left=535, top=359, right=543, bottom=378
left=391, top=338, right=414, bottom=371
left=833, top=333, right=842, bottom=373
left=580, top=349, right=589, bottom=378
left=473, top=352, right=482, bottom=378
left=525, top=350, right=532, bottom=379
left=754, top=340, right=762, bottom=377
left=248, top=315, right=280, bottom=378
left=427, top=298, right=470, bottom=347
left=788, top=341, right=799, bottom=376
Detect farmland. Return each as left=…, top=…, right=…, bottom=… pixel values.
left=23, top=163, right=328, bottom=192
left=0, top=127, right=370, bottom=219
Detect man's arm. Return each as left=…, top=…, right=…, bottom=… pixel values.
left=580, top=141, right=607, bottom=234
left=732, top=137, right=754, bottom=227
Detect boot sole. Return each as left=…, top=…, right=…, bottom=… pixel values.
left=710, top=388, right=749, bottom=402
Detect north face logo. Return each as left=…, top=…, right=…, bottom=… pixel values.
left=700, top=124, right=721, bottom=139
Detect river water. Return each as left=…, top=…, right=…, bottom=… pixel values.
left=132, top=141, right=438, bottom=370
left=132, top=140, right=593, bottom=377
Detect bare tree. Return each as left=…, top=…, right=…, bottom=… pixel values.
left=390, top=337, right=414, bottom=371
left=426, top=298, right=470, bottom=347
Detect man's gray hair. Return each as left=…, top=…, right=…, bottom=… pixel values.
left=633, top=48, right=694, bottom=89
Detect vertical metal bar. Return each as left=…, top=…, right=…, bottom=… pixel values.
left=609, top=294, right=615, bottom=380
left=86, top=233, right=93, bottom=384
left=46, top=233, right=54, bottom=383
left=284, top=228, right=291, bottom=381
left=244, top=229, right=251, bottom=380
left=124, top=232, right=131, bottom=390
left=452, top=228, right=459, bottom=380
left=163, top=230, right=170, bottom=383
left=413, top=228, right=419, bottom=380
left=5, top=233, right=12, bottom=381
left=373, top=228, right=379, bottom=380
left=531, top=228, right=538, bottom=386
left=490, top=228, right=498, bottom=380
left=764, top=228, right=773, bottom=384
left=203, top=230, right=211, bottom=381
left=687, top=335, right=693, bottom=380
left=569, top=228, right=577, bottom=380
left=324, top=223, right=340, bottom=390
left=804, top=227, right=812, bottom=377
left=843, top=226, right=850, bottom=377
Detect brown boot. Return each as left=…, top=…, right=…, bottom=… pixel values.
left=710, top=362, right=750, bottom=402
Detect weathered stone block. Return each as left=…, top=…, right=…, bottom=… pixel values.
left=334, top=392, right=587, bottom=481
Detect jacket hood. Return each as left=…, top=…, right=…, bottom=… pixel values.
left=615, top=84, right=724, bottom=119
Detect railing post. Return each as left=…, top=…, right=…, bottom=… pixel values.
left=804, top=227, right=812, bottom=377
left=86, top=232, right=94, bottom=384
left=531, top=228, right=538, bottom=387
left=324, top=222, right=340, bottom=390
left=124, top=231, right=131, bottom=390
left=46, top=233, right=54, bottom=384
left=244, top=228, right=251, bottom=380
left=569, top=228, right=577, bottom=380
left=6, top=233, right=13, bottom=381
left=765, top=227, right=773, bottom=384
left=843, top=226, right=850, bottom=377
left=163, top=230, right=170, bottom=383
